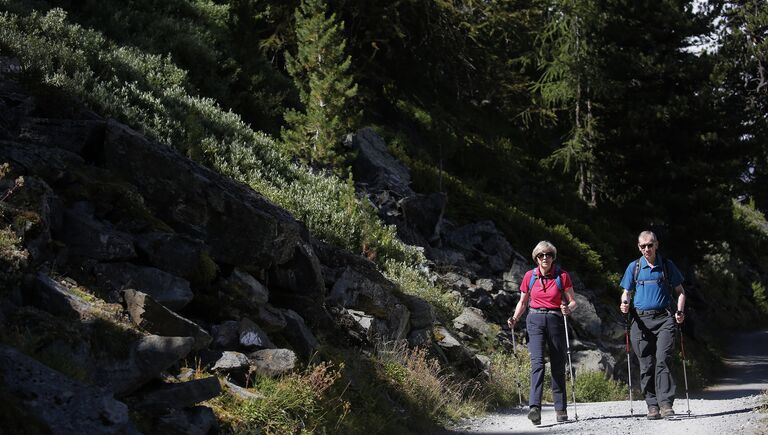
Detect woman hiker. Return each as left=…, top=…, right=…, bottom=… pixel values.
left=508, top=240, right=578, bottom=425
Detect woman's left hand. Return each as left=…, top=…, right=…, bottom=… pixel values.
left=561, top=304, right=571, bottom=315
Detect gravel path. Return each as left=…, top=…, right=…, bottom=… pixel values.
left=442, top=330, right=768, bottom=435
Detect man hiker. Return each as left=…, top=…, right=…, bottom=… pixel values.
left=619, top=230, right=686, bottom=419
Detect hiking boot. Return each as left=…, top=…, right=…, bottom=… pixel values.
left=660, top=403, right=675, bottom=418
left=527, top=406, right=541, bottom=425
left=556, top=410, right=568, bottom=422
left=646, top=405, right=661, bottom=420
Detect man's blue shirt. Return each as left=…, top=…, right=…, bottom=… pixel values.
left=620, top=256, right=684, bottom=310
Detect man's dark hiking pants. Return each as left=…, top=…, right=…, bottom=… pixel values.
left=526, top=310, right=567, bottom=411
left=630, top=310, right=676, bottom=407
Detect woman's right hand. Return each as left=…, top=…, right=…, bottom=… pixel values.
left=507, top=317, right=516, bottom=329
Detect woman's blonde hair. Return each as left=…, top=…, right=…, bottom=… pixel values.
left=531, top=240, right=557, bottom=261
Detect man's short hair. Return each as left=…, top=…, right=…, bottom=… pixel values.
left=638, top=230, right=658, bottom=243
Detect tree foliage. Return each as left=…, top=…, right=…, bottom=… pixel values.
left=281, top=0, right=358, bottom=168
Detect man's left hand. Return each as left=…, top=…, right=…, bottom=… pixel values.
left=675, top=310, right=685, bottom=324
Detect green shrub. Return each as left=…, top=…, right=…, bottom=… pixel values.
left=209, top=362, right=348, bottom=434
left=753, top=281, right=768, bottom=316
left=573, top=370, right=627, bottom=402
left=374, top=341, right=485, bottom=423
left=486, top=347, right=529, bottom=408
left=383, top=259, right=462, bottom=321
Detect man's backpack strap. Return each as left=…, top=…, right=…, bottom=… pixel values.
left=633, top=255, right=676, bottom=308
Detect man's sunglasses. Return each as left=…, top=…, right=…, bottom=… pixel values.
left=638, top=243, right=655, bottom=249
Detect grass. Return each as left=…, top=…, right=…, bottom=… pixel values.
left=207, top=361, right=349, bottom=434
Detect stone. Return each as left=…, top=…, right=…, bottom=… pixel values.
left=122, top=289, right=212, bottom=351
left=248, top=348, right=297, bottom=377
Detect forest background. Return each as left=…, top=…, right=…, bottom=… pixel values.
left=1, top=0, right=768, bottom=433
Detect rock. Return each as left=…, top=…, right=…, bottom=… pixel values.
left=400, top=294, right=436, bottom=330
left=135, top=232, right=214, bottom=286
left=407, top=328, right=432, bottom=347
left=248, top=348, right=298, bottom=377
left=154, top=406, right=218, bottom=435
left=220, top=268, right=269, bottom=307
left=222, top=378, right=264, bottom=401
left=394, top=193, right=447, bottom=246
left=0, top=140, right=84, bottom=183
left=345, top=127, right=414, bottom=197
left=133, top=377, right=221, bottom=412
left=101, top=120, right=302, bottom=269
left=23, top=272, right=91, bottom=319
left=433, top=325, right=467, bottom=361
left=282, top=309, right=319, bottom=360
left=326, top=266, right=410, bottom=340
left=453, top=307, right=495, bottom=340
left=268, top=240, right=325, bottom=310
left=211, top=320, right=240, bottom=349
left=570, top=292, right=602, bottom=339
left=93, top=262, right=193, bottom=311
left=103, top=335, right=194, bottom=396
left=255, top=304, right=288, bottom=333
left=503, top=253, right=530, bottom=292
left=239, top=318, right=275, bottom=349
left=60, top=203, right=136, bottom=261
left=0, top=344, right=139, bottom=434
left=122, top=289, right=212, bottom=351
left=18, top=117, right=106, bottom=155
left=211, top=351, right=250, bottom=372
left=572, top=348, right=616, bottom=378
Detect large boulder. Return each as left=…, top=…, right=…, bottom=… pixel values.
left=327, top=266, right=410, bottom=340
left=121, top=289, right=212, bottom=351
left=345, top=127, right=414, bottom=197
left=135, top=232, right=214, bottom=287
left=93, top=262, right=193, bottom=311
left=101, top=120, right=302, bottom=269
left=60, top=203, right=136, bottom=261
left=0, top=345, right=139, bottom=435
left=268, top=240, right=326, bottom=318
left=101, top=335, right=194, bottom=396
left=23, top=272, right=92, bottom=320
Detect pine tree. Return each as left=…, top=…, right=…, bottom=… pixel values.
left=282, top=0, right=358, bottom=169
left=532, top=0, right=604, bottom=206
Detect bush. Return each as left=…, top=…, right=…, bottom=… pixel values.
left=486, top=347, right=530, bottom=408
left=753, top=281, right=768, bottom=316
left=574, top=370, right=628, bottom=402
left=374, top=341, right=485, bottom=423
left=383, top=259, right=462, bottom=321
left=208, top=362, right=349, bottom=434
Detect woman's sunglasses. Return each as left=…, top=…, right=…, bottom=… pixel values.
left=536, top=252, right=555, bottom=260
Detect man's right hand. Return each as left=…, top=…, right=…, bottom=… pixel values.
left=620, top=300, right=629, bottom=314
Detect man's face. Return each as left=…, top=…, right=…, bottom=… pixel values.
left=638, top=237, right=657, bottom=261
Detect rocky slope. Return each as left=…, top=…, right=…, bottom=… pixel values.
left=0, top=60, right=637, bottom=433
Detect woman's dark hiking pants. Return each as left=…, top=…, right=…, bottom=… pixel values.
left=630, top=311, right=676, bottom=407
left=526, top=311, right=567, bottom=411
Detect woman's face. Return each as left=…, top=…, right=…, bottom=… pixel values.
left=536, top=251, right=555, bottom=272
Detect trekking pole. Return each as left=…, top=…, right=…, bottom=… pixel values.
left=678, top=323, right=691, bottom=416
left=512, top=330, right=523, bottom=407
left=624, top=311, right=634, bottom=416
left=563, top=312, right=578, bottom=420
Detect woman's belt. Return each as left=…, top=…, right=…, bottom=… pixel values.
left=529, top=307, right=561, bottom=314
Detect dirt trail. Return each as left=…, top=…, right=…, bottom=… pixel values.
left=442, top=330, right=768, bottom=435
